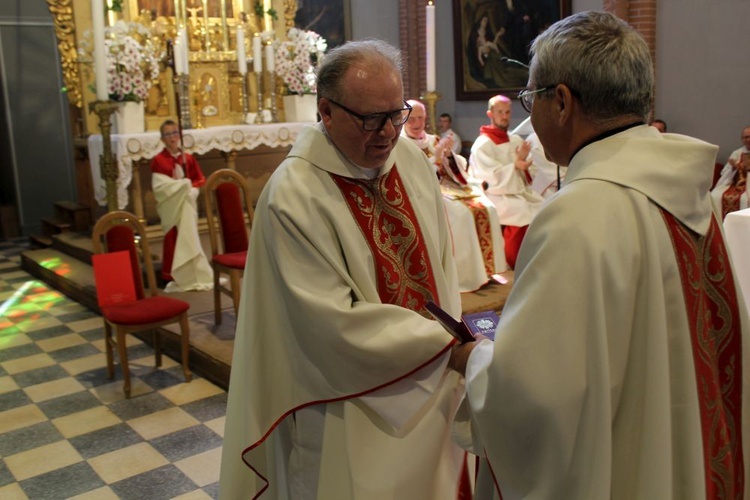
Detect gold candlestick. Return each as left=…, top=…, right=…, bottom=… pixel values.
left=420, top=90, right=441, bottom=135
left=240, top=72, right=249, bottom=121
left=268, top=71, right=278, bottom=122
left=255, top=71, right=263, bottom=123
left=88, top=101, right=119, bottom=212
left=175, top=73, right=192, bottom=129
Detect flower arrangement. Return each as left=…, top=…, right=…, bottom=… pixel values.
left=273, top=28, right=327, bottom=95
left=80, top=20, right=163, bottom=102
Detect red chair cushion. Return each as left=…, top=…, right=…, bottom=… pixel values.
left=216, top=182, right=249, bottom=253
left=105, top=225, right=145, bottom=300
left=213, top=251, right=247, bottom=269
left=101, top=296, right=189, bottom=325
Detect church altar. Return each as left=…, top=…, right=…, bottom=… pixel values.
left=87, top=121, right=309, bottom=217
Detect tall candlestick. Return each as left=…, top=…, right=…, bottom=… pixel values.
left=265, top=43, right=275, bottom=73
left=181, top=0, right=187, bottom=29
left=106, top=0, right=116, bottom=27
left=220, top=0, right=229, bottom=50
left=253, top=35, right=262, bottom=73
left=201, top=0, right=210, bottom=50
left=174, top=0, right=182, bottom=29
left=263, top=0, right=273, bottom=31
left=425, top=1, right=436, bottom=92
left=236, top=26, right=247, bottom=75
left=92, top=0, right=108, bottom=100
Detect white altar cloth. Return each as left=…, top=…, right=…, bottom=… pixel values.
left=723, top=208, right=750, bottom=315
left=88, top=122, right=308, bottom=208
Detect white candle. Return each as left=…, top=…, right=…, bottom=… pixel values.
left=91, top=0, right=108, bottom=100
left=265, top=43, right=275, bottom=73
left=253, top=35, right=262, bottom=73
left=236, top=26, right=247, bottom=74
left=425, top=1, right=436, bottom=92
left=174, top=37, right=184, bottom=75
left=180, top=28, right=190, bottom=75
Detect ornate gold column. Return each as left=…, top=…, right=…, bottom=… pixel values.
left=89, top=101, right=119, bottom=212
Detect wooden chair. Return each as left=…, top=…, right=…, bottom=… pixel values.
left=91, top=211, right=192, bottom=397
left=204, top=169, right=255, bottom=324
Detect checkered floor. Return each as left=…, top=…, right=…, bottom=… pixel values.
left=0, top=238, right=226, bottom=499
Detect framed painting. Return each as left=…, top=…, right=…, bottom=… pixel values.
left=293, top=0, right=351, bottom=50
left=453, top=0, right=571, bottom=101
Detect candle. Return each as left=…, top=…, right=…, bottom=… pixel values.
left=425, top=1, right=436, bottom=92
left=180, top=28, right=190, bottom=75
left=91, top=0, right=108, bottom=100
left=253, top=35, right=262, bottom=73
left=236, top=26, right=247, bottom=75
left=265, top=43, right=275, bottom=73
left=174, top=37, right=184, bottom=75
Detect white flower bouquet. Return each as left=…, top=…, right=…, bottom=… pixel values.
left=273, top=28, right=327, bottom=95
left=80, top=20, right=163, bottom=102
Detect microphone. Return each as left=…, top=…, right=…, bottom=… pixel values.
left=500, top=57, right=530, bottom=69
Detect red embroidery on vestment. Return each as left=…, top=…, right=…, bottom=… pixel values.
left=662, top=210, right=744, bottom=498
left=456, top=197, right=495, bottom=275
left=331, top=166, right=439, bottom=314
left=721, top=179, right=746, bottom=220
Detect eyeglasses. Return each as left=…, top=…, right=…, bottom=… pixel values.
left=162, top=131, right=180, bottom=138
left=328, top=99, right=413, bottom=131
left=518, top=86, right=553, bottom=113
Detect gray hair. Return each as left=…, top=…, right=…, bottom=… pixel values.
left=316, top=39, right=403, bottom=103
left=529, top=11, right=653, bottom=125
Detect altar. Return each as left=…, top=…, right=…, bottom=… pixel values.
left=87, top=122, right=309, bottom=224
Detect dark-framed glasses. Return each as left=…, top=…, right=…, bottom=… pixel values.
left=518, top=86, right=553, bottom=113
left=329, top=99, right=413, bottom=131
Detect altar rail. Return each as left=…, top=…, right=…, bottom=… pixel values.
left=87, top=122, right=310, bottom=225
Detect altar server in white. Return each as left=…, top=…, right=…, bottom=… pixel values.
left=219, top=40, right=471, bottom=499
left=450, top=11, right=750, bottom=499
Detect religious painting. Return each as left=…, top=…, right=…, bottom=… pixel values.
left=453, top=0, right=571, bottom=101
left=294, top=0, right=351, bottom=50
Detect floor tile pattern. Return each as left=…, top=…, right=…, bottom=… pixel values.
left=0, top=238, right=226, bottom=499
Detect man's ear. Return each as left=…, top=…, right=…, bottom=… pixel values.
left=486, top=109, right=492, bottom=120
left=555, top=84, right=575, bottom=126
left=319, top=97, right=333, bottom=127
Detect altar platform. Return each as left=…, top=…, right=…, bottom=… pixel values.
left=21, top=231, right=515, bottom=390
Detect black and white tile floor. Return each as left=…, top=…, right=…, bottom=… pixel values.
left=0, top=238, right=226, bottom=499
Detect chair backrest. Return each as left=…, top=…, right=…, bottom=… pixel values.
left=92, top=210, right=158, bottom=299
left=204, top=169, right=255, bottom=256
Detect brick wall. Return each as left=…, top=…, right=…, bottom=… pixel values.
left=604, top=0, right=658, bottom=68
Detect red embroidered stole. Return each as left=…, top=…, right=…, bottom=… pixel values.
left=662, top=210, right=744, bottom=498
left=330, top=166, right=439, bottom=314
left=455, top=197, right=495, bottom=275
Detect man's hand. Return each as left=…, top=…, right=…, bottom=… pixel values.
left=448, top=334, right=489, bottom=375
left=514, top=141, right=533, bottom=171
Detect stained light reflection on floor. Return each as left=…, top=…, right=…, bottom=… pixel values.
left=0, top=280, right=67, bottom=341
